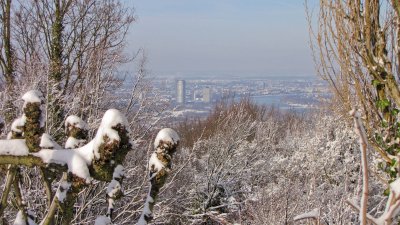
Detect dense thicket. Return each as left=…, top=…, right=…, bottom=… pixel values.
left=146, top=99, right=377, bottom=224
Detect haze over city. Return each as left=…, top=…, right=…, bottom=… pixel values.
left=126, top=0, right=317, bottom=77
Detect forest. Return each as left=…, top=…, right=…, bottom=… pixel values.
left=1, top=0, right=400, bottom=224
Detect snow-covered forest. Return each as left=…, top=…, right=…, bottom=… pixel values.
left=1, top=0, right=400, bottom=224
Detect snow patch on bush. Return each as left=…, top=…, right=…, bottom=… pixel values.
left=94, top=216, right=112, bottom=225
left=0, top=139, right=29, bottom=155
left=154, top=128, right=179, bottom=148
left=107, top=180, right=121, bottom=198
left=65, top=115, right=88, bottom=130
left=22, top=90, right=43, bottom=105
left=56, top=181, right=71, bottom=202
left=33, top=149, right=92, bottom=182
left=149, top=152, right=165, bottom=172
left=13, top=210, right=36, bottom=225
left=40, top=133, right=61, bottom=149
left=112, top=165, right=124, bottom=179
left=11, top=116, right=26, bottom=133
left=93, top=109, right=131, bottom=159
left=65, top=137, right=86, bottom=149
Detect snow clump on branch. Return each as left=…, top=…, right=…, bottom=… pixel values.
left=153, top=128, right=180, bottom=149
left=65, top=115, right=88, bottom=130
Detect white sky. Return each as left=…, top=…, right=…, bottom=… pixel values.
left=124, top=0, right=317, bottom=77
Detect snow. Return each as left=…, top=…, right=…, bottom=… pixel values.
left=1, top=109, right=131, bottom=182
left=93, top=109, right=131, bottom=159
left=13, top=211, right=26, bottom=225
left=94, top=216, right=112, bottom=225
left=13, top=210, right=36, bottom=225
left=378, top=57, right=384, bottom=66
left=65, top=115, right=88, bottom=130
left=293, top=208, right=320, bottom=221
left=11, top=116, right=26, bottom=133
left=69, top=109, right=130, bottom=164
left=350, top=109, right=368, bottom=141
left=137, top=214, right=147, bottom=225
left=170, top=109, right=209, bottom=117
left=65, top=137, right=86, bottom=149
left=149, top=152, right=165, bottom=173
left=27, top=211, right=36, bottom=225
left=112, top=165, right=124, bottom=179
left=73, top=140, right=95, bottom=164
left=56, top=181, right=71, bottom=202
left=30, top=109, right=130, bottom=181
left=0, top=139, right=29, bottom=155
left=107, top=180, right=121, bottom=197
left=33, top=149, right=92, bottom=182
left=390, top=178, right=400, bottom=198
left=100, top=109, right=130, bottom=130
left=22, top=90, right=43, bottom=105
left=107, top=197, right=115, bottom=216
left=21, top=90, right=45, bottom=128
left=154, top=128, right=180, bottom=148
left=137, top=191, right=154, bottom=225
left=40, top=133, right=61, bottom=149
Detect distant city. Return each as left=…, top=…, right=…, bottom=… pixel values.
left=118, top=74, right=331, bottom=121
left=149, top=75, right=331, bottom=120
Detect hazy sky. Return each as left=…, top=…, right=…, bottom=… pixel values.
left=126, top=0, right=317, bottom=77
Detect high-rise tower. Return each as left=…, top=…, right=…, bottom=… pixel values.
left=176, top=80, right=186, bottom=104
left=203, top=87, right=211, bottom=103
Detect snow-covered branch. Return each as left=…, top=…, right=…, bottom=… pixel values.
left=0, top=90, right=135, bottom=224
left=137, top=128, right=180, bottom=225
left=0, top=108, right=133, bottom=182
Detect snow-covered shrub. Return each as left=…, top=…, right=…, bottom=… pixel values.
left=153, top=99, right=385, bottom=224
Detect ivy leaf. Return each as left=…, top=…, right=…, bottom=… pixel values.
left=376, top=99, right=390, bottom=110
left=392, top=108, right=400, bottom=116
left=384, top=187, right=391, bottom=196
left=372, top=79, right=380, bottom=87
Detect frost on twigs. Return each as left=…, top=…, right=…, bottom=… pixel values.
left=293, top=208, right=320, bottom=223
left=138, top=128, right=180, bottom=225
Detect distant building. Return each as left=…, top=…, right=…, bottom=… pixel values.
left=203, top=87, right=211, bottom=103
left=176, top=80, right=186, bottom=104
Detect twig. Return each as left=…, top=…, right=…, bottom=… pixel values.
left=0, top=165, right=17, bottom=219
left=350, top=109, right=369, bottom=225
left=41, top=172, right=68, bottom=225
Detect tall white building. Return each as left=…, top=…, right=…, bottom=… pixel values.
left=203, top=87, right=211, bottom=103
left=176, top=80, right=186, bottom=104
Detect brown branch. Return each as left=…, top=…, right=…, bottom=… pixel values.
left=0, top=165, right=17, bottom=220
